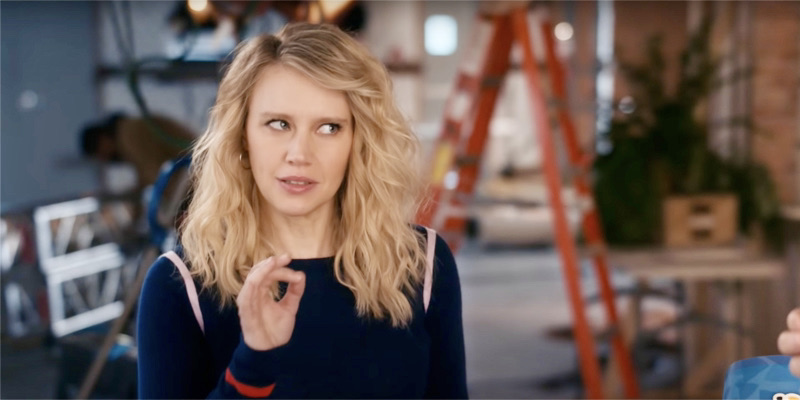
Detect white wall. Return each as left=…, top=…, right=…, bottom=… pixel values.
left=362, top=1, right=424, bottom=124
left=362, top=1, right=423, bottom=64
left=1, top=1, right=98, bottom=212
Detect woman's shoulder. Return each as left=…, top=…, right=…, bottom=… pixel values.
left=414, top=225, right=457, bottom=270
left=414, top=225, right=453, bottom=259
left=141, top=251, right=194, bottom=299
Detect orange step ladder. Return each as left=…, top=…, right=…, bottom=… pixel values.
left=417, top=6, right=640, bottom=399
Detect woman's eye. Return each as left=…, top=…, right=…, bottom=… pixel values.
left=319, top=123, right=340, bottom=135
left=267, top=120, right=289, bottom=130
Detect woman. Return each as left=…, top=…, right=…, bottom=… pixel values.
left=137, top=23, right=468, bottom=398
left=779, top=307, right=800, bottom=378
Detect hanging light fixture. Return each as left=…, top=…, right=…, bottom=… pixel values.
left=187, top=0, right=214, bottom=24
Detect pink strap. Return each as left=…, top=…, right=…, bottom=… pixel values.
left=162, top=251, right=205, bottom=334
left=424, top=228, right=436, bottom=313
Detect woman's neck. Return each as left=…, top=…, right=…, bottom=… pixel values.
left=265, top=207, right=336, bottom=259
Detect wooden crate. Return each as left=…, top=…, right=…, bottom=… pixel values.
left=662, top=194, right=738, bottom=247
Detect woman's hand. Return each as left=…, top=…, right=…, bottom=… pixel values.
left=777, top=307, right=800, bottom=377
left=237, top=254, right=306, bottom=351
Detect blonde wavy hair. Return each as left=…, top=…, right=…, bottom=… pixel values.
left=181, top=23, right=427, bottom=327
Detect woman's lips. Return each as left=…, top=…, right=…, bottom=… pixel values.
left=277, top=177, right=317, bottom=194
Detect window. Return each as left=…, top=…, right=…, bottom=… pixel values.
left=425, top=15, right=457, bottom=56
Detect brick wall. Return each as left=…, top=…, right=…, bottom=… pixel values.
left=751, top=2, right=800, bottom=204
left=613, top=1, right=688, bottom=101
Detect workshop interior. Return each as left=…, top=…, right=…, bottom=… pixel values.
left=1, top=0, right=799, bottom=398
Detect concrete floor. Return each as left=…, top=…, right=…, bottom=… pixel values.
left=458, top=243, right=636, bottom=398
left=1, top=242, right=645, bottom=399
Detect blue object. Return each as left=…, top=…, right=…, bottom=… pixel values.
left=724, top=355, right=800, bottom=400
left=147, top=154, right=191, bottom=247
left=108, top=342, right=131, bottom=361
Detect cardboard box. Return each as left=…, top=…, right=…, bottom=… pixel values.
left=663, top=194, right=738, bottom=247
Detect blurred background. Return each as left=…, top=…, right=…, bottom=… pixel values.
left=1, top=0, right=799, bottom=398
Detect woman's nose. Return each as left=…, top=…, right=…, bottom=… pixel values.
left=285, top=132, right=311, bottom=165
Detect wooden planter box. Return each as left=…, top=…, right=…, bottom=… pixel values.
left=662, top=194, right=738, bottom=247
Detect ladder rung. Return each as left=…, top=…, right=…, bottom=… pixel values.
left=457, top=74, right=480, bottom=90
left=564, top=159, right=595, bottom=179
left=445, top=121, right=460, bottom=136
left=481, top=75, right=505, bottom=88
left=455, top=155, right=480, bottom=166
left=565, top=165, right=589, bottom=180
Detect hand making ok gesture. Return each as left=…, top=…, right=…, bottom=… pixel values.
left=237, top=254, right=306, bottom=351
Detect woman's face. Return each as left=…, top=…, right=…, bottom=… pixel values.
left=245, top=64, right=353, bottom=221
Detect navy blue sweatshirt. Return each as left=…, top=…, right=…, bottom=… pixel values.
left=136, top=232, right=468, bottom=399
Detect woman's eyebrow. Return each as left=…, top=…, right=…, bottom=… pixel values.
left=257, top=111, right=291, bottom=120
left=257, top=112, right=349, bottom=125
left=316, top=117, right=350, bottom=126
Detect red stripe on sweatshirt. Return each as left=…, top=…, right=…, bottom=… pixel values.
left=225, top=368, right=275, bottom=398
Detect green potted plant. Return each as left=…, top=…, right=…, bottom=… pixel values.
left=593, top=17, right=782, bottom=250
